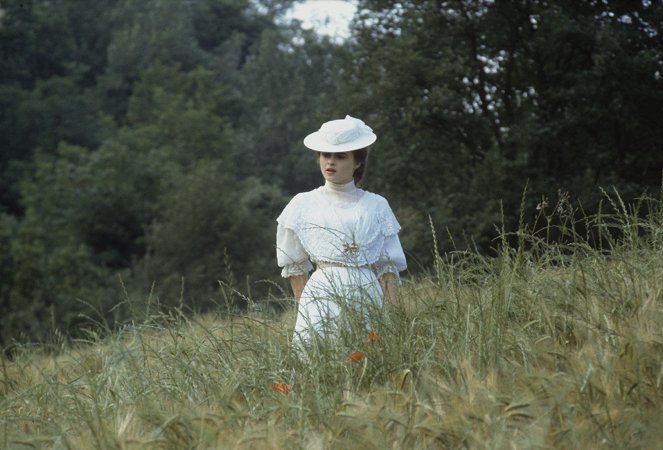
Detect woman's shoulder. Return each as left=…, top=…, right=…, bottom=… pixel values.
left=360, top=189, right=391, bottom=208
left=360, top=189, right=401, bottom=234
left=288, top=187, right=324, bottom=205
left=280, top=187, right=324, bottom=215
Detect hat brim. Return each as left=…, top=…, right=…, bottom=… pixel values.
left=303, top=131, right=377, bottom=152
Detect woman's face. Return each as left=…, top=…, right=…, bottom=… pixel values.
left=319, top=152, right=360, bottom=184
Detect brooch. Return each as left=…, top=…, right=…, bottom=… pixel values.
left=342, top=242, right=360, bottom=254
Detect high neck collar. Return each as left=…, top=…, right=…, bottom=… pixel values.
left=325, top=179, right=357, bottom=193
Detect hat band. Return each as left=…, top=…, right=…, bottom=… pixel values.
left=321, top=127, right=360, bottom=145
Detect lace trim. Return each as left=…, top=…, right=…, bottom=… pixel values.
left=377, top=197, right=401, bottom=236
left=374, top=261, right=402, bottom=284
left=281, top=260, right=313, bottom=278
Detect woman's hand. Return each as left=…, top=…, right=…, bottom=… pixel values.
left=380, top=272, right=399, bottom=306
left=288, top=274, right=308, bottom=303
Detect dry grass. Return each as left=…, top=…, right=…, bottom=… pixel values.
left=2, top=190, right=663, bottom=449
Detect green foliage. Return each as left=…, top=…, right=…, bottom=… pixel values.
left=191, top=0, right=286, bottom=63
left=0, top=0, right=114, bottom=211
left=0, top=59, right=292, bottom=342
left=106, top=0, right=206, bottom=80
left=19, top=76, right=102, bottom=151
left=0, top=0, right=307, bottom=341
left=342, top=0, right=663, bottom=262
left=0, top=143, right=149, bottom=344
left=238, top=28, right=341, bottom=191
left=147, top=167, right=286, bottom=307
left=126, top=64, right=241, bottom=162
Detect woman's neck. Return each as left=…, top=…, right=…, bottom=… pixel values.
left=324, top=179, right=356, bottom=193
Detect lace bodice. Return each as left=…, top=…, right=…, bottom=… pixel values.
left=276, top=180, right=407, bottom=278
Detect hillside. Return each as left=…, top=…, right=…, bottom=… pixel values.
left=2, top=198, right=662, bottom=449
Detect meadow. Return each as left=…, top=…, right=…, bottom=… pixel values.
left=2, top=190, right=662, bottom=449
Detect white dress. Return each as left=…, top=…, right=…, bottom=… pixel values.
left=276, top=180, right=407, bottom=345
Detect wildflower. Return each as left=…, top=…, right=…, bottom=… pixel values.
left=367, top=330, right=381, bottom=343
left=536, top=197, right=548, bottom=211
left=271, top=383, right=291, bottom=394
left=349, top=350, right=365, bottom=363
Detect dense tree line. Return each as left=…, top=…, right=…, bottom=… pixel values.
left=0, top=0, right=661, bottom=345
left=337, top=0, right=663, bottom=258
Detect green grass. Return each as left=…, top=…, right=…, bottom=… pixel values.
left=2, top=190, right=663, bottom=449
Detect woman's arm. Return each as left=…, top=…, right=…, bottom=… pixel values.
left=289, top=274, right=308, bottom=303
left=277, top=223, right=312, bottom=302
left=380, top=272, right=399, bottom=306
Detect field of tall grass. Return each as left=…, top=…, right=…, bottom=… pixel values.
left=2, top=189, right=662, bottom=449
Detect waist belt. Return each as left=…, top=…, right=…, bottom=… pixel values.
left=315, top=261, right=370, bottom=270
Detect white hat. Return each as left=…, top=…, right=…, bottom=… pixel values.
left=303, top=115, right=377, bottom=152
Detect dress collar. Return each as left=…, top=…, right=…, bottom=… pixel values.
left=324, top=179, right=356, bottom=193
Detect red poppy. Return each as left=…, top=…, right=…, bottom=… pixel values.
left=349, top=350, right=365, bottom=363
left=367, top=330, right=381, bottom=343
left=271, top=383, right=291, bottom=394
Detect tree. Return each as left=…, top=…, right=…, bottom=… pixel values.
left=337, top=0, right=663, bottom=261
left=0, top=0, right=116, bottom=213
left=147, top=164, right=287, bottom=307
left=0, top=0, right=313, bottom=343
left=0, top=64, right=246, bottom=342
left=2, top=145, right=115, bottom=345
left=238, top=27, right=342, bottom=192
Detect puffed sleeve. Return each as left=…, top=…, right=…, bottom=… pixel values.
left=276, top=224, right=313, bottom=278
left=374, top=234, right=407, bottom=280
left=276, top=194, right=313, bottom=278
left=374, top=196, right=407, bottom=280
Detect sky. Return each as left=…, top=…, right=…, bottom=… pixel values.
left=286, top=0, right=357, bottom=40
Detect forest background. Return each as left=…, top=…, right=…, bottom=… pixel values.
left=0, top=0, right=661, bottom=346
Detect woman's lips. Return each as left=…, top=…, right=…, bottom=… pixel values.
left=326, top=169, right=336, bottom=173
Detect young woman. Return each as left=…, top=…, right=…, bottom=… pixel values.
left=276, top=115, right=407, bottom=346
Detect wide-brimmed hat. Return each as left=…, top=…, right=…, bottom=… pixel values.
left=303, top=115, right=377, bottom=152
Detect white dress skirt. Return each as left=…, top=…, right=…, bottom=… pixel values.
left=292, top=265, right=383, bottom=345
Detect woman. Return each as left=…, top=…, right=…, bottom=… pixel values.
left=276, top=115, right=407, bottom=347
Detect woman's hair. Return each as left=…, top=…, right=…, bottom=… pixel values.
left=352, top=148, right=369, bottom=184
